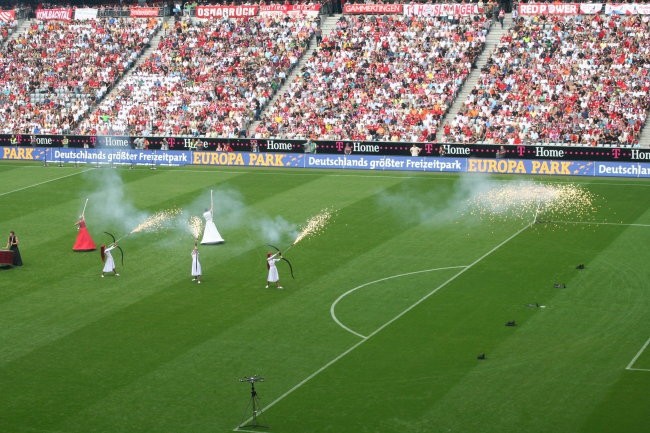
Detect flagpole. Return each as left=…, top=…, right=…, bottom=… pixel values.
left=81, top=198, right=89, bottom=218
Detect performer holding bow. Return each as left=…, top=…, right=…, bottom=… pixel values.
left=266, top=252, right=283, bottom=289
left=101, top=243, right=120, bottom=277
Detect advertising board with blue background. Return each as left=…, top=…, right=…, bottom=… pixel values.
left=2, top=147, right=650, bottom=178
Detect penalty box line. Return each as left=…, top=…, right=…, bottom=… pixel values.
left=234, top=222, right=533, bottom=431
left=626, top=337, right=650, bottom=371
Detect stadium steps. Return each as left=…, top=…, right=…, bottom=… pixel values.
left=133, top=16, right=170, bottom=69
left=434, top=13, right=512, bottom=143
left=638, top=122, right=650, bottom=148
left=94, top=17, right=167, bottom=92
left=2, top=18, right=30, bottom=48
left=83, top=16, right=168, bottom=126
left=246, top=14, right=343, bottom=136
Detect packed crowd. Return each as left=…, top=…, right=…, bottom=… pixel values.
left=0, top=18, right=17, bottom=44
left=253, top=13, right=491, bottom=141
left=76, top=15, right=316, bottom=137
left=0, top=17, right=159, bottom=134
left=444, top=14, right=650, bottom=146
left=1, top=1, right=649, bottom=145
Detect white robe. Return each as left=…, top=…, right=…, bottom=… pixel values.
left=201, top=210, right=225, bottom=244
left=267, top=256, right=280, bottom=282
left=103, top=245, right=116, bottom=272
left=191, top=248, right=202, bottom=277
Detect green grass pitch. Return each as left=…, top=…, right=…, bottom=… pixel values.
left=0, top=161, right=649, bottom=433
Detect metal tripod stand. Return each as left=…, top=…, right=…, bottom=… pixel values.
left=238, top=376, right=268, bottom=430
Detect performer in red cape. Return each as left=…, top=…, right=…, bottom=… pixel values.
left=73, top=216, right=96, bottom=251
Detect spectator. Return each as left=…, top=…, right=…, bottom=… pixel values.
left=76, top=15, right=315, bottom=138
left=447, top=14, right=650, bottom=146
left=255, top=14, right=491, bottom=142
left=0, top=17, right=159, bottom=135
left=303, top=138, right=317, bottom=154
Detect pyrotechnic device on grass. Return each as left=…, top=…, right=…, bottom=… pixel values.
left=287, top=207, right=337, bottom=252
left=465, top=182, right=596, bottom=223
left=115, top=207, right=183, bottom=242
left=188, top=215, right=203, bottom=240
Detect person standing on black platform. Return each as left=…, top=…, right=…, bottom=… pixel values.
left=6, top=231, right=23, bottom=266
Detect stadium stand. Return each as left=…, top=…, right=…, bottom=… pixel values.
left=0, top=16, right=160, bottom=134
left=0, top=1, right=649, bottom=148
left=0, top=20, right=16, bottom=45
left=252, top=13, right=492, bottom=141
left=445, top=13, right=650, bottom=146
left=75, top=14, right=316, bottom=137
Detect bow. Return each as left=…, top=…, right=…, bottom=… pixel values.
left=104, top=231, right=125, bottom=267
left=266, top=243, right=295, bottom=279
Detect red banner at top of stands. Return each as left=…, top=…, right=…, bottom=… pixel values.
left=605, top=3, right=650, bottom=14
left=196, top=5, right=259, bottom=18
left=129, top=7, right=159, bottom=18
left=259, top=4, right=321, bottom=13
left=403, top=3, right=484, bottom=16
left=0, top=10, right=16, bottom=22
left=343, top=3, right=485, bottom=15
left=578, top=3, right=603, bottom=14
left=343, top=3, right=403, bottom=14
left=518, top=3, right=581, bottom=15
left=258, top=4, right=321, bottom=16
left=35, top=8, right=73, bottom=21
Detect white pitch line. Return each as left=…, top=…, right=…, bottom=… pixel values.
left=169, top=167, right=459, bottom=181
left=330, top=266, right=469, bottom=339
left=0, top=168, right=92, bottom=197
left=626, top=337, right=650, bottom=370
left=234, top=222, right=532, bottom=431
left=168, top=166, right=650, bottom=186
left=548, top=221, right=650, bottom=228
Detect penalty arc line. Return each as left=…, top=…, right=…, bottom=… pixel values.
left=234, top=222, right=532, bottom=431
left=0, top=168, right=93, bottom=197
left=330, top=265, right=469, bottom=339
left=626, top=337, right=650, bottom=370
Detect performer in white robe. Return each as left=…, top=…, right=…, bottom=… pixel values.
left=191, top=244, right=202, bottom=283
left=266, top=252, right=283, bottom=289
left=201, top=208, right=225, bottom=245
left=101, top=243, right=119, bottom=277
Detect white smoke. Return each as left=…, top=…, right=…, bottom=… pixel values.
left=377, top=173, right=498, bottom=225
left=83, top=169, right=147, bottom=234
left=186, top=187, right=298, bottom=245
left=81, top=171, right=300, bottom=246
left=253, top=215, right=298, bottom=244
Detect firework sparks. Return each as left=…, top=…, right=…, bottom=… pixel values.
left=188, top=215, right=203, bottom=240
left=466, top=182, right=597, bottom=221
left=130, top=208, right=183, bottom=234
left=292, top=208, right=336, bottom=246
